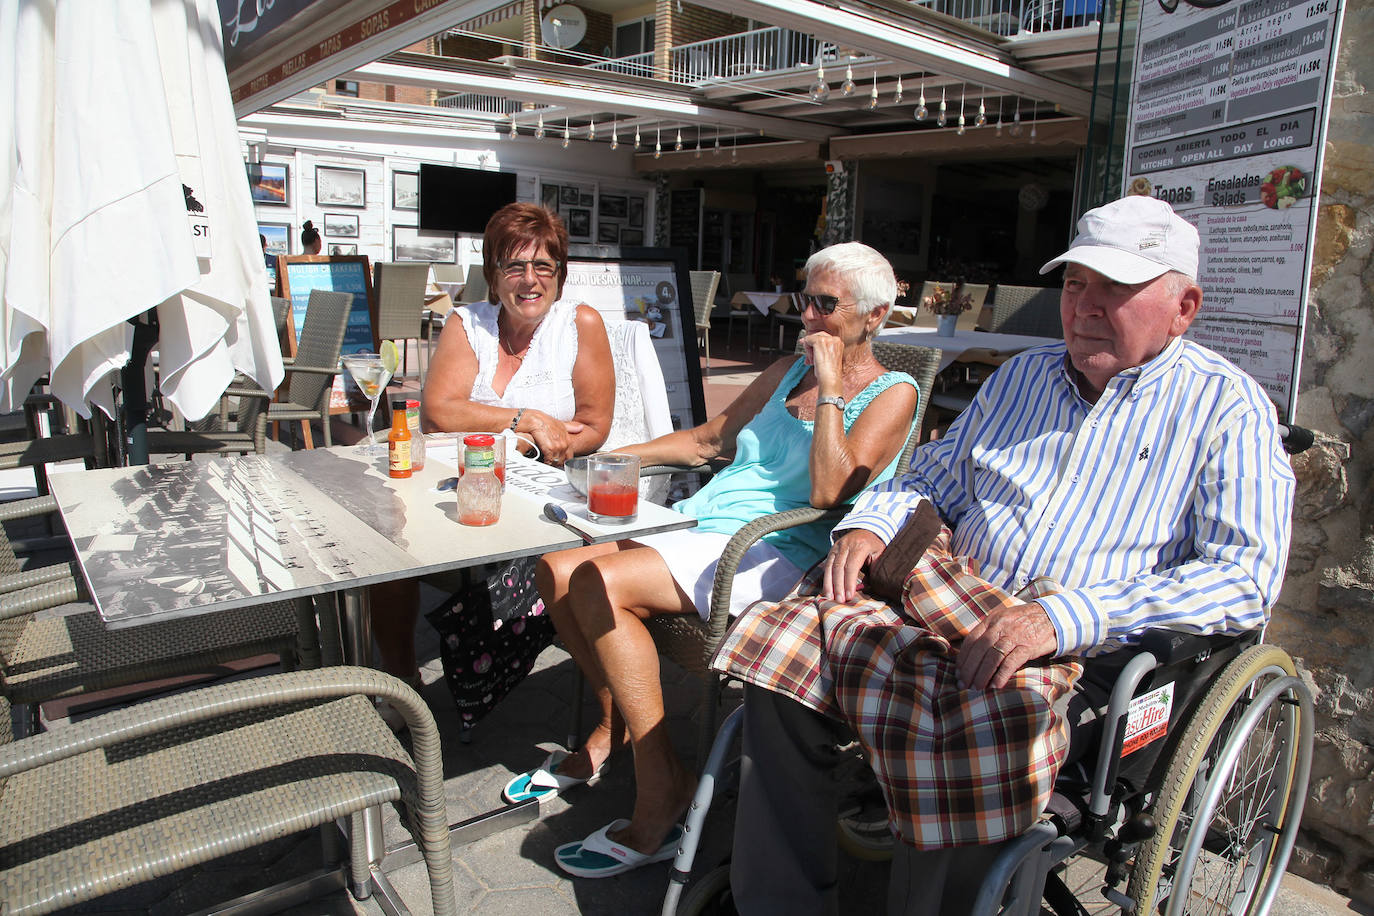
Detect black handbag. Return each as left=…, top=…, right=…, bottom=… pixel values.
left=424, top=556, right=555, bottom=731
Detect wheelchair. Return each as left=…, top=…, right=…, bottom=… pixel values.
left=662, top=627, right=1313, bottom=916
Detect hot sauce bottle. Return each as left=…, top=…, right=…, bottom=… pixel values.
left=388, top=399, right=412, bottom=478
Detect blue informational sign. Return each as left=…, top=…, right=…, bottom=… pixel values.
left=281, top=257, right=375, bottom=356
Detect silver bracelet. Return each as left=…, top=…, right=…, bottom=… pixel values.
left=510, top=407, right=526, bottom=431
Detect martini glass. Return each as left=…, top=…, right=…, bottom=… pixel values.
left=341, top=352, right=393, bottom=455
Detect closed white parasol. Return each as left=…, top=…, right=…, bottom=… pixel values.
left=0, top=0, right=282, bottom=424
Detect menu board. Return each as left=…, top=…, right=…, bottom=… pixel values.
left=562, top=254, right=706, bottom=432
left=1122, top=0, right=1345, bottom=418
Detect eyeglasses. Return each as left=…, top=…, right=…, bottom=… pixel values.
left=798, top=292, right=842, bottom=315
left=498, top=258, right=560, bottom=279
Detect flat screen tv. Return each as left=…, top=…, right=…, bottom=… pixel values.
left=418, top=164, right=518, bottom=234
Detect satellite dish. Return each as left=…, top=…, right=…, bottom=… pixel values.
left=541, top=5, right=587, bottom=49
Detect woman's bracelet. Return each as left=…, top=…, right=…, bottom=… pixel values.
left=510, top=407, right=526, bottom=431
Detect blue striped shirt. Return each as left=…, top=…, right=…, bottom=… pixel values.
left=839, top=338, right=1295, bottom=657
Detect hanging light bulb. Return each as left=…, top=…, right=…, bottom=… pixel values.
left=588, top=119, right=596, bottom=141
left=841, top=61, right=855, bottom=96
left=535, top=114, right=545, bottom=140
left=695, top=125, right=702, bottom=158
left=674, top=129, right=683, bottom=152
left=714, top=127, right=721, bottom=155
left=809, top=61, right=830, bottom=103
left=957, top=84, right=966, bottom=134
left=937, top=86, right=947, bottom=128
left=894, top=75, right=904, bottom=104
left=654, top=125, right=661, bottom=159
left=915, top=76, right=928, bottom=121
left=610, top=117, right=618, bottom=150
left=508, top=115, right=518, bottom=137
left=634, top=124, right=641, bottom=150
left=995, top=96, right=1003, bottom=135
left=976, top=87, right=987, bottom=127
left=1009, top=98, right=1023, bottom=137
left=1029, top=102, right=1037, bottom=141
left=867, top=72, right=879, bottom=110
left=561, top=116, right=570, bottom=148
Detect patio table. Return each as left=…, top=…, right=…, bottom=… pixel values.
left=46, top=442, right=695, bottom=909
left=876, top=325, right=1061, bottom=373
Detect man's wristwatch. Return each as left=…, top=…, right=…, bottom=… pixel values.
left=816, top=395, right=846, bottom=411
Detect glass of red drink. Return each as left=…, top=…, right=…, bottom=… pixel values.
left=587, top=452, right=639, bottom=524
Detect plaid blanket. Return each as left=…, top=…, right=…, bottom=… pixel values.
left=712, top=528, right=1082, bottom=849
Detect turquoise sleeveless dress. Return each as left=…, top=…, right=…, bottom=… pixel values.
left=674, top=357, right=916, bottom=570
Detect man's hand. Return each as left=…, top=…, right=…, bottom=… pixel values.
left=821, top=529, right=886, bottom=602
left=957, top=602, right=1059, bottom=691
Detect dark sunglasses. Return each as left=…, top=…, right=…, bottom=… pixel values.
left=798, top=292, right=842, bottom=315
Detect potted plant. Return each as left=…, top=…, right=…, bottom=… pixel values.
left=922, top=281, right=974, bottom=337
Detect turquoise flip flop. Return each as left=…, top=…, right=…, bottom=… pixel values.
left=554, top=818, right=685, bottom=878
left=501, top=749, right=602, bottom=805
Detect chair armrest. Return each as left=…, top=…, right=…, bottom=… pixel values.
left=0, top=667, right=439, bottom=778
left=641, top=463, right=713, bottom=478
left=280, top=365, right=339, bottom=376
left=224, top=385, right=272, bottom=400
left=703, top=505, right=848, bottom=641
left=0, top=494, right=59, bottom=523
left=0, top=576, right=83, bottom=620
left=0, top=561, right=81, bottom=596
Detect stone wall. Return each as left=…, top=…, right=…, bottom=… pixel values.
left=1272, top=0, right=1374, bottom=903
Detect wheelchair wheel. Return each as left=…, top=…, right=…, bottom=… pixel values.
left=677, top=863, right=737, bottom=916
left=1128, top=645, right=1312, bottom=915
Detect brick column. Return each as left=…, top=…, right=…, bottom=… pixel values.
left=523, top=0, right=542, bottom=62
left=654, top=0, right=674, bottom=80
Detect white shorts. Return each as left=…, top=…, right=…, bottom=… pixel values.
left=631, top=528, right=804, bottom=621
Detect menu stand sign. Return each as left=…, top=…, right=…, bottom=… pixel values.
left=1122, top=0, right=1346, bottom=419
left=278, top=254, right=376, bottom=411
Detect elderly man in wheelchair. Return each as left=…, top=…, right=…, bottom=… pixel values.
left=708, top=196, right=1304, bottom=916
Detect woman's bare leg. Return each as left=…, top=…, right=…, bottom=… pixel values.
left=536, top=542, right=626, bottom=779
left=567, top=548, right=699, bottom=855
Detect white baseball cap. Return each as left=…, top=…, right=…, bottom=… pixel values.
left=1039, top=196, right=1199, bottom=284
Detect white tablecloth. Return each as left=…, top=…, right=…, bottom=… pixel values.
left=877, top=326, right=1061, bottom=372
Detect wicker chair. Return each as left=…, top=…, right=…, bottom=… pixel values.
left=237, top=289, right=353, bottom=450
left=0, top=497, right=319, bottom=735
left=0, top=667, right=457, bottom=916
left=987, top=284, right=1063, bottom=337
left=689, top=270, right=721, bottom=368
left=642, top=341, right=943, bottom=762
left=373, top=262, right=431, bottom=385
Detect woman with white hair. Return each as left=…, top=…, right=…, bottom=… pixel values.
left=515, top=242, right=920, bottom=879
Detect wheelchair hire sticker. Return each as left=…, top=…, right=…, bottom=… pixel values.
left=1121, top=683, right=1174, bottom=757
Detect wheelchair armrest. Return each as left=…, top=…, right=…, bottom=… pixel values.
left=702, top=505, right=848, bottom=642
left=1137, top=628, right=1257, bottom=666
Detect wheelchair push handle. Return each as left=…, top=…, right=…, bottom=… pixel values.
left=1279, top=423, right=1314, bottom=454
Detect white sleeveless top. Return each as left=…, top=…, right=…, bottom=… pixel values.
left=453, top=299, right=580, bottom=421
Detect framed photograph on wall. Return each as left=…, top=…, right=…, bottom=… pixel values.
left=246, top=163, right=288, bottom=205
left=579, top=192, right=594, bottom=207
left=541, top=183, right=560, bottom=209
left=628, top=196, right=645, bottom=228
left=323, top=213, right=358, bottom=237
left=393, top=225, right=456, bottom=263
left=393, top=171, right=419, bottom=210
left=567, top=208, right=591, bottom=240
left=258, top=221, right=291, bottom=256
left=620, top=227, right=644, bottom=246
left=329, top=243, right=358, bottom=256
left=597, top=223, right=620, bottom=244
left=601, top=195, right=627, bottom=219
left=316, top=165, right=366, bottom=207
left=560, top=186, right=580, bottom=206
